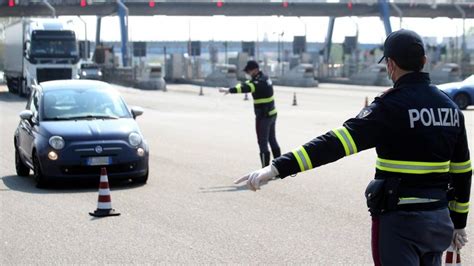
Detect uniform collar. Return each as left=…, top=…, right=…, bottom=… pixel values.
left=393, top=72, right=431, bottom=88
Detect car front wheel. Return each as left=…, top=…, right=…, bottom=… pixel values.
left=33, top=153, right=48, bottom=188
left=454, top=93, right=470, bottom=110
left=15, top=147, right=30, bottom=176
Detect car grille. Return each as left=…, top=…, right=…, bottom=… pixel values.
left=61, top=161, right=140, bottom=176
left=37, top=68, right=72, bottom=83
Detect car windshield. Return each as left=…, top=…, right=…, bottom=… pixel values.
left=31, top=39, right=78, bottom=57
left=42, top=88, right=131, bottom=121
left=81, top=63, right=99, bottom=70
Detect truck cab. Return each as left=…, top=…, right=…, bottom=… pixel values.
left=4, top=19, right=80, bottom=96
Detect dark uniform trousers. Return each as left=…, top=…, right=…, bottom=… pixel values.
left=272, top=72, right=472, bottom=265
left=372, top=209, right=453, bottom=266
left=256, top=115, right=280, bottom=166
left=229, top=71, right=281, bottom=167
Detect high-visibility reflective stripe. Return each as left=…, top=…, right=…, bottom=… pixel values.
left=376, top=158, right=450, bottom=174
left=268, top=109, right=277, bottom=116
left=291, top=146, right=313, bottom=172
left=245, top=80, right=256, bottom=93
left=449, top=201, right=469, bottom=214
left=235, top=84, right=242, bottom=94
left=332, top=127, right=357, bottom=156
left=450, top=160, right=472, bottom=174
left=398, top=197, right=440, bottom=205
left=254, top=96, right=274, bottom=104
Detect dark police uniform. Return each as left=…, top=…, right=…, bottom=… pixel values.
left=272, top=72, right=471, bottom=265
left=229, top=71, right=281, bottom=167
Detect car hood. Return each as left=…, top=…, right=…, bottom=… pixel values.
left=39, top=119, right=141, bottom=140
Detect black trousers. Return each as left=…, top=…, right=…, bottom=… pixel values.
left=255, top=115, right=280, bottom=155
left=371, top=208, right=453, bottom=266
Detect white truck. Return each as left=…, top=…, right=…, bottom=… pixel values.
left=4, top=19, right=80, bottom=96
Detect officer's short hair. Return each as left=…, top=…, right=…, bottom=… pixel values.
left=379, top=29, right=425, bottom=72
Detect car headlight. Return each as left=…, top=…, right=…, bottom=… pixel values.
left=98, top=71, right=103, bottom=76
left=49, top=136, right=65, bottom=150
left=128, top=132, right=142, bottom=147
left=81, top=71, right=87, bottom=76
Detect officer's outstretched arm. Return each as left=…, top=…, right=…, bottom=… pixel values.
left=272, top=100, right=387, bottom=178
left=228, top=81, right=256, bottom=94
left=235, top=100, right=387, bottom=191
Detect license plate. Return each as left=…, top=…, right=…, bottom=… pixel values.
left=87, top=157, right=112, bottom=166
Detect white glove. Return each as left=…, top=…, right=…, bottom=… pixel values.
left=453, top=228, right=468, bottom=250
left=218, top=88, right=229, bottom=94
left=234, top=165, right=279, bottom=191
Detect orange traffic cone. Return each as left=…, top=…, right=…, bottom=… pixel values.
left=445, top=244, right=461, bottom=266
left=89, top=167, right=120, bottom=217
left=364, top=96, right=368, bottom=107
left=292, top=92, right=298, bottom=106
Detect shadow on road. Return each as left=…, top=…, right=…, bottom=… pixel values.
left=199, top=179, right=274, bottom=193
left=1, top=174, right=144, bottom=194
left=0, top=91, right=27, bottom=103
left=199, top=185, right=249, bottom=193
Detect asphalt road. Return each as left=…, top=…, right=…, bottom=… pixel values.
left=1, top=83, right=473, bottom=264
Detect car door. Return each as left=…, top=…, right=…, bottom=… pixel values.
left=18, top=89, right=39, bottom=164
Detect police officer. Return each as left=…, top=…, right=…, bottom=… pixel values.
left=220, top=60, right=281, bottom=167
left=234, top=30, right=471, bottom=265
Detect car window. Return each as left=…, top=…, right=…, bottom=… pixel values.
left=42, top=89, right=131, bottom=120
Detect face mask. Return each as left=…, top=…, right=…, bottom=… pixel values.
left=386, top=63, right=394, bottom=83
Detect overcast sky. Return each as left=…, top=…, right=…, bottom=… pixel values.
left=61, top=15, right=474, bottom=44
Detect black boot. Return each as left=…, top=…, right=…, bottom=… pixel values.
left=259, top=152, right=271, bottom=168
left=272, top=148, right=281, bottom=159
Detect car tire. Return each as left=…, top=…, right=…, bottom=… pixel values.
left=454, top=93, right=470, bottom=110
left=15, top=146, right=30, bottom=177
left=33, top=153, right=48, bottom=188
left=133, top=171, right=148, bottom=184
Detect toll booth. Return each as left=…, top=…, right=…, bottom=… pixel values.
left=229, top=52, right=249, bottom=80
left=166, top=53, right=190, bottom=82
left=135, top=63, right=166, bottom=90
left=349, top=64, right=392, bottom=86
left=204, top=64, right=238, bottom=87
left=276, top=64, right=318, bottom=87
left=93, top=45, right=116, bottom=67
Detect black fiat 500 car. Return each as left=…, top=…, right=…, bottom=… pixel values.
left=14, top=80, right=149, bottom=187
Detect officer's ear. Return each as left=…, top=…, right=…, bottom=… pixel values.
left=387, top=58, right=401, bottom=72
left=386, top=58, right=393, bottom=71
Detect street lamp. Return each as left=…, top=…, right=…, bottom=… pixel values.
left=273, top=31, right=285, bottom=77
left=77, top=16, right=88, bottom=60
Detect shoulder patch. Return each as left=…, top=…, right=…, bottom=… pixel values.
left=357, top=107, right=372, bottom=118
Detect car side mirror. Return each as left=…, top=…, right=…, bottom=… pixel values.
left=131, top=106, right=144, bottom=119
left=19, top=110, right=33, bottom=121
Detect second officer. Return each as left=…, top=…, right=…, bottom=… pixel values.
left=219, top=60, right=281, bottom=167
